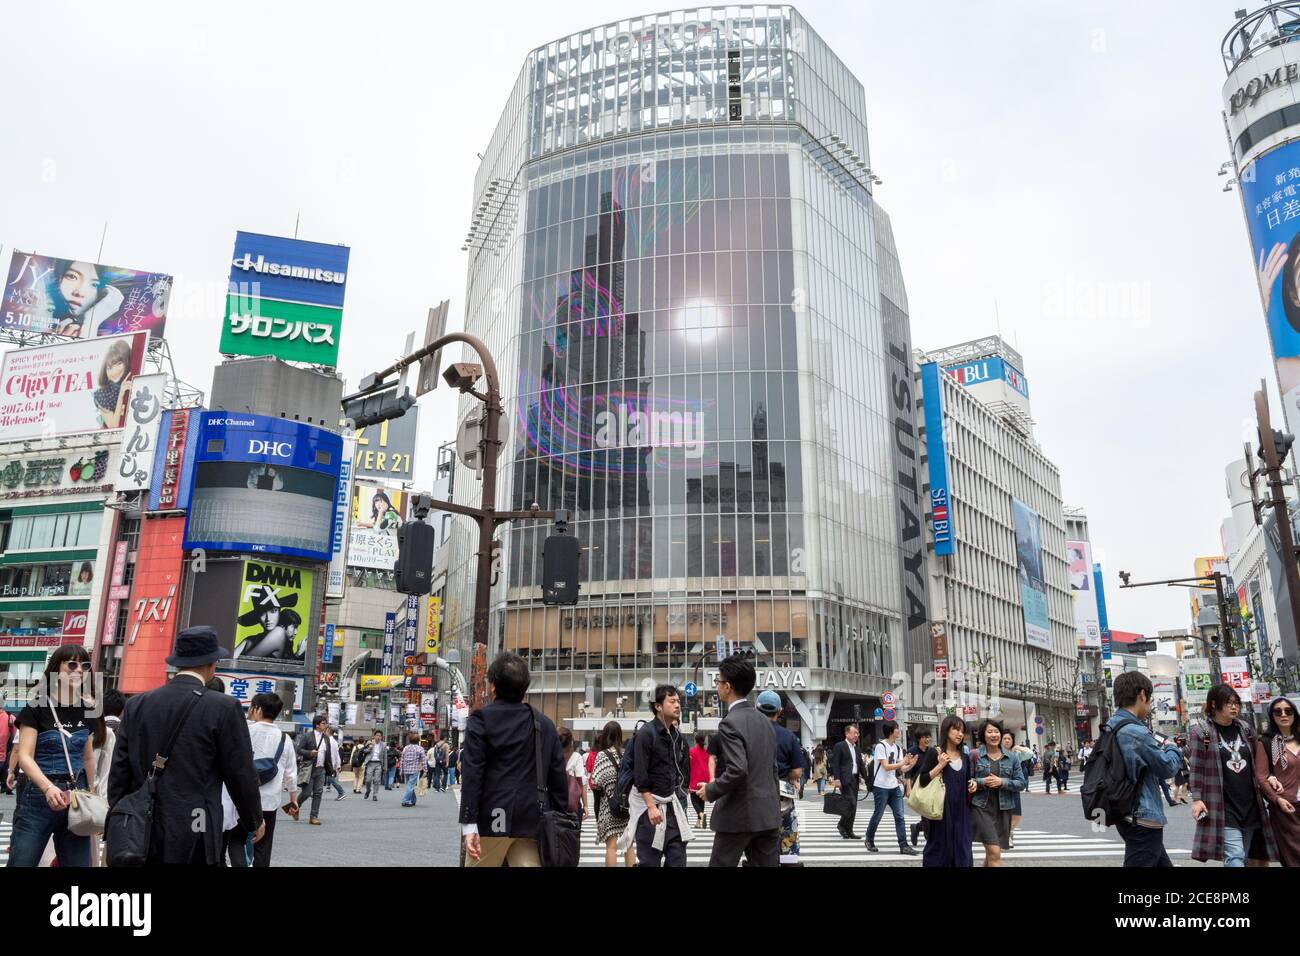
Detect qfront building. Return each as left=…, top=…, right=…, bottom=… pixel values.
left=443, top=6, right=931, bottom=748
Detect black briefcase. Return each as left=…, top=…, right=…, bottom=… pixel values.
left=822, top=789, right=852, bottom=817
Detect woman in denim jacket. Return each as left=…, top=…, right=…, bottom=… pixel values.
left=970, top=719, right=1027, bottom=867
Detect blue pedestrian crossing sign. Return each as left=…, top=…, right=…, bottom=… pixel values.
left=873, top=707, right=884, bottom=719
left=684, top=682, right=698, bottom=698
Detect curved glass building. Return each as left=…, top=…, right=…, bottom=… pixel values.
left=444, top=6, right=926, bottom=746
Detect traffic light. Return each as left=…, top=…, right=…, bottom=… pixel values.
left=395, top=519, right=436, bottom=595
left=1258, top=428, right=1296, bottom=464
left=343, top=386, right=415, bottom=430
left=542, top=515, right=580, bottom=606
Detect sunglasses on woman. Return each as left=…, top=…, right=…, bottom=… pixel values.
left=1273, top=706, right=1295, bottom=717
left=62, top=661, right=90, bottom=672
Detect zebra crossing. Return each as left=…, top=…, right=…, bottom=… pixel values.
left=573, top=801, right=1190, bottom=865
left=1022, top=778, right=1082, bottom=795
left=0, top=820, right=11, bottom=861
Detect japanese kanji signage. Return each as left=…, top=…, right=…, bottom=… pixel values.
left=220, top=231, right=350, bottom=366
left=116, top=373, right=166, bottom=492
left=403, top=593, right=419, bottom=655
left=154, top=408, right=191, bottom=511
left=214, top=671, right=304, bottom=710
left=425, top=595, right=441, bottom=657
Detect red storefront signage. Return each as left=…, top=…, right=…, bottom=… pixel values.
left=118, top=515, right=187, bottom=694
left=62, top=611, right=88, bottom=641
left=157, top=409, right=191, bottom=511
left=99, top=541, right=130, bottom=646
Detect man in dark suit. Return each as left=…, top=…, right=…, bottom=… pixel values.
left=108, top=627, right=263, bottom=866
left=296, top=713, right=340, bottom=825
left=459, top=652, right=566, bottom=868
left=698, top=655, right=780, bottom=866
left=830, top=723, right=867, bottom=839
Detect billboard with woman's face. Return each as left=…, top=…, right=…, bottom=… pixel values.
left=347, top=481, right=407, bottom=569
left=233, top=560, right=314, bottom=663
left=0, top=332, right=148, bottom=438
left=1241, top=141, right=1300, bottom=426
left=2, top=251, right=171, bottom=340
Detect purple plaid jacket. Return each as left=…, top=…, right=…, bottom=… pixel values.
left=1187, top=718, right=1278, bottom=863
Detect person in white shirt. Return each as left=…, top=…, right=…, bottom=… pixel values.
left=223, top=693, right=299, bottom=866
left=865, top=721, right=917, bottom=855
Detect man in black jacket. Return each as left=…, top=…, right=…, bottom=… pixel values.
left=830, top=724, right=868, bottom=839
left=698, top=656, right=780, bottom=866
left=108, top=627, right=263, bottom=866
left=459, top=653, right=566, bottom=867
left=630, top=683, right=693, bottom=867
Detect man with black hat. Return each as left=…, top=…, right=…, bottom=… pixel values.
left=109, top=626, right=264, bottom=865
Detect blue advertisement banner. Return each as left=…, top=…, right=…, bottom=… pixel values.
left=403, top=593, right=418, bottom=656
left=1240, top=140, right=1300, bottom=421
left=1095, top=562, right=1113, bottom=660
left=1012, top=498, right=1051, bottom=650
left=920, top=362, right=955, bottom=556
left=382, top=612, right=396, bottom=675
left=183, top=411, right=344, bottom=561
left=943, top=355, right=1030, bottom=399
left=228, top=232, right=349, bottom=309
left=322, top=623, right=335, bottom=664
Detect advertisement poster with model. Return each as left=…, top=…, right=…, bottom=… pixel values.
left=1012, top=498, right=1052, bottom=649
left=1, top=250, right=171, bottom=340
left=0, top=331, right=148, bottom=438
left=347, top=480, right=407, bottom=569
left=233, top=559, right=314, bottom=663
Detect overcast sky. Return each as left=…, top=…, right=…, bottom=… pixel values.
left=0, top=1, right=1265, bottom=635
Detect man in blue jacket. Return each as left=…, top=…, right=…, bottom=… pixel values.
left=459, top=653, right=567, bottom=867
left=1107, top=671, right=1183, bottom=867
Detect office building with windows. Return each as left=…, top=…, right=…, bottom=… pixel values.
left=442, top=6, right=928, bottom=747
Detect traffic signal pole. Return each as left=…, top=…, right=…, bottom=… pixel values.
left=1254, top=389, right=1300, bottom=658
left=347, top=332, right=553, bottom=709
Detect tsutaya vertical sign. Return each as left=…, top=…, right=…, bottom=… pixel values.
left=919, top=362, right=954, bottom=556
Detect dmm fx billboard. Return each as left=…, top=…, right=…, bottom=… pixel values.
left=1012, top=498, right=1052, bottom=650
left=184, top=411, right=343, bottom=562
left=221, top=231, right=350, bottom=367
left=919, top=362, right=954, bottom=556
left=1067, top=539, right=1101, bottom=649
left=1237, top=139, right=1300, bottom=426
left=233, top=559, right=314, bottom=663
left=0, top=332, right=148, bottom=438
left=2, top=250, right=171, bottom=341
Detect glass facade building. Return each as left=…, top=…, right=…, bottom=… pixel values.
left=445, top=6, right=921, bottom=745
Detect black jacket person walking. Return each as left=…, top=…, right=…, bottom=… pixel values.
left=699, top=655, right=781, bottom=866
left=108, top=627, right=263, bottom=865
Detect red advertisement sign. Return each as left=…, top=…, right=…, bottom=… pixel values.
left=99, top=540, right=130, bottom=645
left=62, top=610, right=88, bottom=640
left=118, top=515, right=187, bottom=694
left=157, top=408, right=191, bottom=511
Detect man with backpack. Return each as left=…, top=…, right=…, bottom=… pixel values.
left=1088, top=671, right=1183, bottom=867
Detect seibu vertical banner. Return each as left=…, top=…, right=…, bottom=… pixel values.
left=919, top=362, right=954, bottom=556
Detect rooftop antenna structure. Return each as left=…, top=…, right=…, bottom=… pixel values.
left=294, top=211, right=301, bottom=239
left=97, top=222, right=108, bottom=261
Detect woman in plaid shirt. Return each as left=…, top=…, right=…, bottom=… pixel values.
left=1188, top=685, right=1278, bottom=866
left=400, top=734, right=427, bottom=807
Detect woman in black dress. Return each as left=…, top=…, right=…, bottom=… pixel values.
left=913, top=716, right=975, bottom=867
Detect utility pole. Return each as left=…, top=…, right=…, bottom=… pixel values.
left=1251, top=388, right=1300, bottom=661
left=345, top=332, right=555, bottom=710
left=1117, top=571, right=1234, bottom=678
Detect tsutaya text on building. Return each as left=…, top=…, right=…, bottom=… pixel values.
left=704, top=667, right=810, bottom=690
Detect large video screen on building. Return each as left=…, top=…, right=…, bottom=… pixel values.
left=184, top=412, right=343, bottom=562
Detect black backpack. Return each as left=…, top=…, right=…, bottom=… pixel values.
left=599, top=748, right=630, bottom=820
left=1080, top=713, right=1144, bottom=828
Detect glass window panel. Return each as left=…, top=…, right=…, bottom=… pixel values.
left=704, top=514, right=720, bottom=577
left=738, top=514, right=754, bottom=575
left=654, top=516, right=670, bottom=578
left=687, top=516, right=703, bottom=578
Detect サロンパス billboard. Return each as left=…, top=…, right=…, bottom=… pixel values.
left=0, top=332, right=148, bottom=439
left=2, top=251, right=171, bottom=340
left=221, top=232, right=350, bottom=367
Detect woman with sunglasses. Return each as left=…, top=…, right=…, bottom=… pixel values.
left=1256, top=695, right=1300, bottom=867
left=6, top=645, right=95, bottom=867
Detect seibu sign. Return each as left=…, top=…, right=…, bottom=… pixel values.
left=704, top=667, right=809, bottom=690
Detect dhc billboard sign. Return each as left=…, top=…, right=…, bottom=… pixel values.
left=920, top=362, right=955, bottom=557
left=184, top=412, right=344, bottom=562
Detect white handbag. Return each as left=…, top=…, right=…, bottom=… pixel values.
left=50, top=697, right=109, bottom=837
